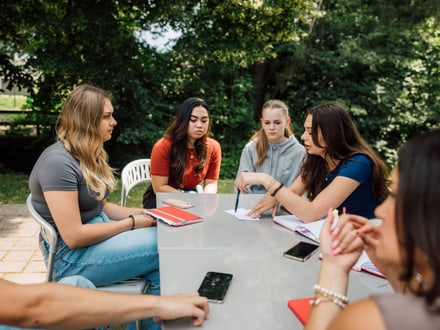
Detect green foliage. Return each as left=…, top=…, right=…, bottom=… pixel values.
left=1, top=0, right=439, bottom=177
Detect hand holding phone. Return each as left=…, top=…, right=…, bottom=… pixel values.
left=198, top=271, right=233, bottom=303
left=283, top=241, right=319, bottom=262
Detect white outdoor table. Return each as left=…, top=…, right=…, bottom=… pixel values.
left=156, top=193, right=391, bottom=330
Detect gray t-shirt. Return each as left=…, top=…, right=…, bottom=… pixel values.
left=29, top=141, right=103, bottom=228
left=372, top=293, right=440, bottom=329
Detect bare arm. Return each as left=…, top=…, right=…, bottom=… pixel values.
left=236, top=172, right=359, bottom=222
left=202, top=178, right=218, bottom=193
left=305, top=210, right=361, bottom=330
left=0, top=279, right=209, bottom=329
left=102, top=200, right=157, bottom=227
left=152, top=174, right=182, bottom=193
left=44, top=191, right=154, bottom=249
left=306, top=212, right=386, bottom=330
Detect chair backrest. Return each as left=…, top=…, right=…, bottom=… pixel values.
left=26, top=194, right=57, bottom=282
left=120, top=158, right=152, bottom=206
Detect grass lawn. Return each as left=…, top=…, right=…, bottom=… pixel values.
left=0, top=95, right=28, bottom=109
left=0, top=171, right=235, bottom=206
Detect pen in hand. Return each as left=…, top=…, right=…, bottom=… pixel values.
left=234, top=190, right=241, bottom=213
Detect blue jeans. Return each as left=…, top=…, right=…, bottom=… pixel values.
left=40, top=212, right=161, bottom=330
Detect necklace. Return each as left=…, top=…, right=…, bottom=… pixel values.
left=189, top=149, right=195, bottom=160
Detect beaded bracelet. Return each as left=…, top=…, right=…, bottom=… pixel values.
left=310, top=295, right=346, bottom=309
left=270, top=182, right=284, bottom=197
left=313, top=284, right=349, bottom=304
left=310, top=284, right=349, bottom=309
left=129, top=215, right=135, bottom=230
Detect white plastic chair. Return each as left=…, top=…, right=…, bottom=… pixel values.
left=26, top=194, right=149, bottom=329
left=120, top=159, right=151, bottom=206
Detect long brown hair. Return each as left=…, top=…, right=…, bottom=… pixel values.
left=165, top=97, right=211, bottom=186
left=301, top=102, right=388, bottom=202
left=56, top=84, right=116, bottom=200
left=396, top=129, right=440, bottom=305
left=251, top=100, right=293, bottom=168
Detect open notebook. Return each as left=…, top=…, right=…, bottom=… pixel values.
left=273, top=214, right=385, bottom=277
left=273, top=214, right=323, bottom=243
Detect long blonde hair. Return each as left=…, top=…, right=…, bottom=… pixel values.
left=56, top=84, right=116, bottom=200
left=251, top=100, right=293, bottom=168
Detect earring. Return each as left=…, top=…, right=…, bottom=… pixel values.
left=414, top=272, right=428, bottom=292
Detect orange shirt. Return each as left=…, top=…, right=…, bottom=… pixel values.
left=150, top=137, right=221, bottom=189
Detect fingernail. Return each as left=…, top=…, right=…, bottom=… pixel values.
left=332, top=240, right=339, bottom=248
left=356, top=230, right=364, bottom=237
left=333, top=247, right=342, bottom=255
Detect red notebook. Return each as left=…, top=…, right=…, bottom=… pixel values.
left=144, top=206, right=203, bottom=226
left=288, top=297, right=313, bottom=324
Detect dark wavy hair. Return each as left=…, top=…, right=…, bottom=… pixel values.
left=165, top=97, right=212, bottom=186
left=396, top=129, right=440, bottom=306
left=301, top=102, right=389, bottom=202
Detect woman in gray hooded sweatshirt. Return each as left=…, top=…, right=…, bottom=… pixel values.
left=235, top=100, right=306, bottom=194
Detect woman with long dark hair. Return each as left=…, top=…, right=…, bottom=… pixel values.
left=236, top=102, right=389, bottom=222
left=306, top=129, right=440, bottom=329
left=143, top=97, right=221, bottom=208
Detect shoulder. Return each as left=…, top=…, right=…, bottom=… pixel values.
left=283, top=135, right=306, bottom=151
left=152, top=137, right=171, bottom=153
left=206, top=137, right=221, bottom=151
left=328, top=298, right=385, bottom=330
left=38, top=142, right=76, bottom=167
left=243, top=138, right=258, bottom=151
left=154, top=137, right=170, bottom=147
left=371, top=293, right=440, bottom=329
left=339, top=154, right=372, bottom=174
left=345, top=154, right=372, bottom=166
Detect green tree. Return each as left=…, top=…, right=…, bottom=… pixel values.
left=1, top=0, right=439, bottom=176
left=265, top=0, right=440, bottom=165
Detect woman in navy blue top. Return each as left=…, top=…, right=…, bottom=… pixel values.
left=236, top=102, right=389, bottom=222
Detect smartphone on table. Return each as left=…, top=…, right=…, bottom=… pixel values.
left=283, top=241, right=319, bottom=262
left=198, top=271, right=233, bottom=303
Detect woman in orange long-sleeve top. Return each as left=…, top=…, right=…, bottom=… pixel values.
left=143, top=97, right=221, bottom=208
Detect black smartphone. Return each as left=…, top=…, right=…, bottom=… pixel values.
left=198, top=271, right=233, bottom=303
left=283, top=241, right=319, bottom=262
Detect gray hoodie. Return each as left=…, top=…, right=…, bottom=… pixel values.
left=235, top=135, right=306, bottom=194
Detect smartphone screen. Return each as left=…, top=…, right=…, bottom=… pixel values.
left=283, top=241, right=319, bottom=262
left=198, top=271, right=233, bottom=303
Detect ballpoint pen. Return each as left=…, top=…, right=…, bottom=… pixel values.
left=234, top=190, right=241, bottom=213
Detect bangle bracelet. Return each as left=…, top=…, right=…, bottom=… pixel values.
left=129, top=215, right=135, bottom=230
left=270, top=182, right=284, bottom=197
